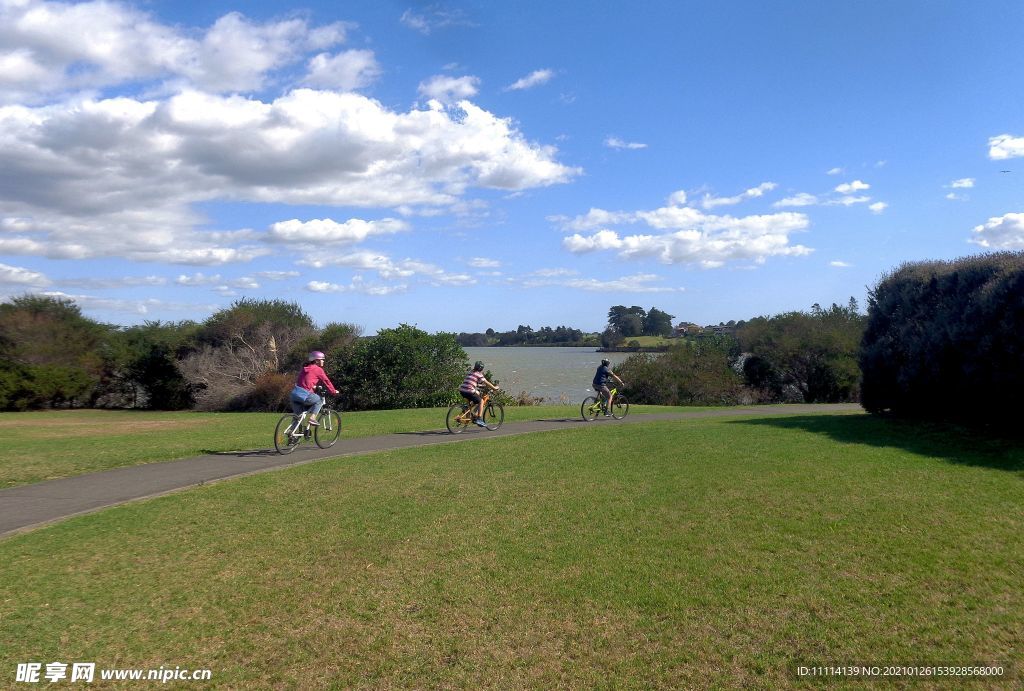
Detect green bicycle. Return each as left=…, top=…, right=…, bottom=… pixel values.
left=580, top=387, right=629, bottom=422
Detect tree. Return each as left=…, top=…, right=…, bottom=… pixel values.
left=736, top=300, right=865, bottom=403
left=643, top=307, right=675, bottom=336
left=181, top=299, right=317, bottom=410
left=0, top=295, right=113, bottom=409
left=335, top=324, right=468, bottom=410
left=616, top=338, right=744, bottom=405
left=608, top=305, right=647, bottom=337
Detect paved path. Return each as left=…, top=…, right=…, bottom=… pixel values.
left=0, top=404, right=860, bottom=538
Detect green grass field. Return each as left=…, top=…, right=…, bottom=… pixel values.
left=1, top=412, right=1021, bottom=687
left=0, top=404, right=687, bottom=488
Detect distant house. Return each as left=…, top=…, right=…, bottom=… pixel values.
left=705, top=324, right=736, bottom=336
left=673, top=322, right=703, bottom=337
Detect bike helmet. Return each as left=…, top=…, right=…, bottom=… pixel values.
left=473, top=361, right=485, bottom=371
left=308, top=350, right=326, bottom=361
left=601, top=358, right=610, bottom=366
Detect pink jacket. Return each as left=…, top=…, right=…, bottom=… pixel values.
left=296, top=364, right=338, bottom=395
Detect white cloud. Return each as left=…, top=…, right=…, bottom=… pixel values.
left=558, top=192, right=812, bottom=268
left=868, top=202, right=888, bottom=214
left=0, top=262, right=50, bottom=287
left=949, top=178, right=975, bottom=189
left=506, top=69, right=554, bottom=91
left=826, top=167, right=844, bottom=175
left=255, top=270, right=300, bottom=280
left=701, top=182, right=777, bottom=209
left=514, top=270, right=679, bottom=293
left=299, top=250, right=475, bottom=286
left=307, top=277, right=407, bottom=296
left=418, top=75, right=480, bottom=102
left=970, top=212, right=1024, bottom=250
left=827, top=195, right=872, bottom=207
left=37, top=291, right=216, bottom=316
left=60, top=275, right=167, bottom=288
left=0, top=91, right=578, bottom=265
left=0, top=3, right=350, bottom=101
left=176, top=272, right=221, bottom=286
left=468, top=257, right=501, bottom=268
left=266, top=218, right=408, bottom=245
left=829, top=261, right=851, bottom=268
left=774, top=193, right=819, bottom=208
left=988, top=134, right=1024, bottom=160
left=605, top=137, right=647, bottom=150
left=834, top=180, right=870, bottom=193
left=303, top=50, right=382, bottom=91
left=399, top=8, right=474, bottom=35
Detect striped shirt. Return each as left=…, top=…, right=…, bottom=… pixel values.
left=460, top=370, right=486, bottom=393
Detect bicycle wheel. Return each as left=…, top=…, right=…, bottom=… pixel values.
left=610, top=395, right=629, bottom=420
left=274, top=414, right=301, bottom=454
left=446, top=404, right=470, bottom=434
left=482, top=402, right=504, bottom=430
left=581, top=396, right=599, bottom=421
left=314, top=408, right=342, bottom=448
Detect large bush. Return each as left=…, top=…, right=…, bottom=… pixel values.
left=860, top=251, right=1024, bottom=424
left=617, top=337, right=744, bottom=405
left=736, top=301, right=864, bottom=403
left=0, top=295, right=114, bottom=409
left=334, top=324, right=468, bottom=410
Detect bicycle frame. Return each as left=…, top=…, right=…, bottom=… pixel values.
left=457, top=392, right=490, bottom=422
left=586, top=387, right=617, bottom=414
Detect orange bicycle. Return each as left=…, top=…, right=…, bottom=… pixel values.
left=446, top=392, right=504, bottom=433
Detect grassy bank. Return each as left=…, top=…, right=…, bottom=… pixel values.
left=1, top=413, right=1020, bottom=687
left=0, top=405, right=686, bottom=488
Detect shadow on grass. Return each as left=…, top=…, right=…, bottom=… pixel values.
left=727, top=414, right=1024, bottom=473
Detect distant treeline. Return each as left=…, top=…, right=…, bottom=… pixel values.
left=456, top=325, right=596, bottom=347
left=3, top=251, right=1020, bottom=424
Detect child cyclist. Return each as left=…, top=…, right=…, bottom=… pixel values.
left=592, top=358, right=625, bottom=416
left=292, top=350, right=339, bottom=426
left=460, top=361, right=500, bottom=427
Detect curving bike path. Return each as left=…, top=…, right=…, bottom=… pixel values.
left=0, top=404, right=860, bottom=538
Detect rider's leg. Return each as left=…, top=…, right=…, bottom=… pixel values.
left=306, top=392, right=324, bottom=424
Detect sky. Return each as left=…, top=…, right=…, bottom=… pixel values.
left=0, top=0, right=1022, bottom=334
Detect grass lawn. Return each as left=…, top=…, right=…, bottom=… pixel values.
left=1, top=413, right=1021, bottom=688
left=0, top=405, right=687, bottom=488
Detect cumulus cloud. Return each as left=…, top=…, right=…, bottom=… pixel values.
left=0, top=262, right=50, bottom=287
left=701, top=182, right=777, bottom=209
left=868, top=202, right=888, bottom=214
left=418, top=75, right=480, bottom=102
left=299, top=250, right=475, bottom=286
left=266, top=218, right=408, bottom=245
left=468, top=257, right=501, bottom=268
left=950, top=178, right=975, bottom=188
left=988, top=134, right=1024, bottom=160
left=0, top=91, right=578, bottom=264
left=826, top=167, right=844, bottom=175
left=506, top=69, right=554, bottom=91
left=970, top=212, right=1024, bottom=250
left=774, top=193, right=819, bottom=208
left=303, top=50, right=382, bottom=90
left=0, top=2, right=350, bottom=101
left=556, top=191, right=812, bottom=268
left=399, top=7, right=474, bottom=35
left=307, top=276, right=407, bottom=295
left=59, top=275, right=166, bottom=288
left=829, top=261, right=851, bottom=268
left=834, top=180, right=870, bottom=193
left=605, top=137, right=647, bottom=150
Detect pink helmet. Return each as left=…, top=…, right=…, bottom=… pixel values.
left=308, top=350, right=325, bottom=361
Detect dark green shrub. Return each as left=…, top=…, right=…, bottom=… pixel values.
left=860, top=251, right=1024, bottom=424
left=617, top=338, right=744, bottom=405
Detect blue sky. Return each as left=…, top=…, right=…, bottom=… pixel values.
left=1, top=0, right=1021, bottom=333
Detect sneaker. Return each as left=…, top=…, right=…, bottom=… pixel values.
left=474, top=419, right=487, bottom=428
left=307, top=419, right=319, bottom=427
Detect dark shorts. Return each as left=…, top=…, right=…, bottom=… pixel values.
left=460, top=390, right=482, bottom=404
left=594, top=384, right=610, bottom=398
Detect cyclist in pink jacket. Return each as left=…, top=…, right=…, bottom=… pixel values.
left=291, top=351, right=339, bottom=426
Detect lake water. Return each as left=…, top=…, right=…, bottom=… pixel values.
left=463, top=347, right=636, bottom=404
